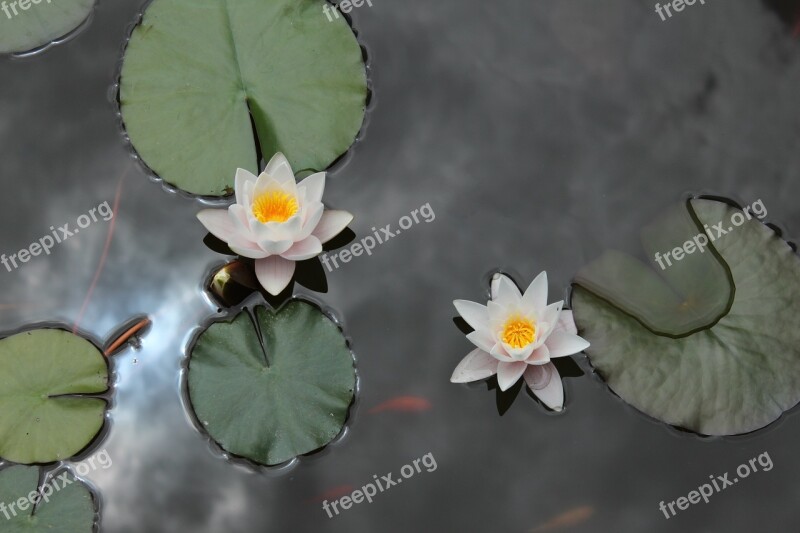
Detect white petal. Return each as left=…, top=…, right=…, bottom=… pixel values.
left=534, top=301, right=564, bottom=347
left=497, top=361, right=527, bottom=391
left=299, top=172, right=326, bottom=204
left=254, top=174, right=297, bottom=202
left=254, top=256, right=296, bottom=295
left=450, top=349, right=498, bottom=383
left=546, top=331, right=590, bottom=358
left=256, top=238, right=294, bottom=256
left=229, top=242, right=269, bottom=259
left=229, top=204, right=253, bottom=237
left=489, top=342, right=514, bottom=362
left=521, top=271, right=548, bottom=314
left=281, top=236, right=323, bottom=261
left=296, top=202, right=324, bottom=241
left=453, top=300, right=489, bottom=331
left=525, top=344, right=550, bottom=365
left=553, top=310, right=578, bottom=335
left=234, top=168, right=258, bottom=204
left=312, top=210, right=353, bottom=244
left=466, top=330, right=495, bottom=352
left=542, top=301, right=564, bottom=325
left=524, top=363, right=564, bottom=411
left=487, top=300, right=508, bottom=331
left=502, top=342, right=534, bottom=361
left=242, top=180, right=255, bottom=204
left=491, top=274, right=521, bottom=307
left=250, top=215, right=302, bottom=243
left=197, top=209, right=241, bottom=244
left=490, top=273, right=514, bottom=300
left=264, top=152, right=296, bottom=184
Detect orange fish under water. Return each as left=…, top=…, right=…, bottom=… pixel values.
left=305, top=485, right=354, bottom=504
left=531, top=506, right=594, bottom=532
left=368, top=396, right=432, bottom=414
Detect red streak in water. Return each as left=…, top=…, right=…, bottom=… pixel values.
left=530, top=506, right=594, bottom=532
left=104, top=317, right=150, bottom=356
left=368, top=396, right=432, bottom=414
left=305, top=485, right=354, bottom=504
left=72, top=166, right=130, bottom=333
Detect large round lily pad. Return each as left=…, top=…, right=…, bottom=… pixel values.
left=0, top=466, right=95, bottom=531
left=573, top=199, right=800, bottom=435
left=0, top=0, right=94, bottom=55
left=188, top=300, right=356, bottom=465
left=119, top=0, right=368, bottom=196
left=0, top=329, right=108, bottom=464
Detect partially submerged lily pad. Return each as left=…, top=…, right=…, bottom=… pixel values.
left=573, top=199, right=800, bottom=435
left=187, top=300, right=356, bottom=465
left=0, top=466, right=95, bottom=532
left=119, top=0, right=368, bottom=196
left=0, top=329, right=108, bottom=463
left=0, top=0, right=94, bottom=55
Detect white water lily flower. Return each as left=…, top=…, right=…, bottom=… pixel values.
left=451, top=272, right=590, bottom=411
left=197, top=153, right=353, bottom=295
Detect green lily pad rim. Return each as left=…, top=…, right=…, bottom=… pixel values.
left=180, top=293, right=360, bottom=472
left=0, top=464, right=101, bottom=529
left=110, top=0, right=374, bottom=203
left=568, top=195, right=798, bottom=438
left=0, top=321, right=113, bottom=466
left=0, top=0, right=97, bottom=59
left=568, top=195, right=762, bottom=340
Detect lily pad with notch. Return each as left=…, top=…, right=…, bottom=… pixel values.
left=0, top=465, right=96, bottom=532
left=0, top=329, right=109, bottom=464
left=572, top=198, right=800, bottom=436
left=187, top=299, right=356, bottom=466
left=0, top=0, right=94, bottom=55
left=118, top=0, right=369, bottom=196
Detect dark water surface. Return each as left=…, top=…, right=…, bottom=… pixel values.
left=1, top=0, right=800, bottom=531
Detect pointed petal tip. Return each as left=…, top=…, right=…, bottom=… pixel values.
left=312, top=210, right=354, bottom=243
left=255, top=256, right=296, bottom=295
left=525, top=364, right=564, bottom=411
left=450, top=349, right=498, bottom=384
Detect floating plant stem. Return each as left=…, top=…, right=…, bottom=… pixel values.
left=104, top=316, right=151, bottom=356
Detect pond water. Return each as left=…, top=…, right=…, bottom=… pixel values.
left=1, top=0, right=799, bottom=531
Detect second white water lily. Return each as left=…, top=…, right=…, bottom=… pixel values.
left=451, top=272, right=590, bottom=411
left=196, top=153, right=353, bottom=295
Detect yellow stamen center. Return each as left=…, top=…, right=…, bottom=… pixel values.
left=251, top=190, right=299, bottom=223
left=501, top=316, right=536, bottom=349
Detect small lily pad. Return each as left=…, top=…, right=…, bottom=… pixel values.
left=0, top=329, right=108, bottom=464
left=187, top=300, right=355, bottom=465
left=573, top=199, right=800, bottom=435
left=119, top=0, right=368, bottom=196
left=0, top=0, right=94, bottom=55
left=0, top=466, right=95, bottom=532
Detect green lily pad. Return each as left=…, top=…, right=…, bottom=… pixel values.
left=0, top=466, right=95, bottom=531
left=0, top=329, right=108, bottom=464
left=573, top=199, right=800, bottom=435
left=188, top=300, right=356, bottom=465
left=119, top=0, right=368, bottom=196
left=0, top=0, right=94, bottom=55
